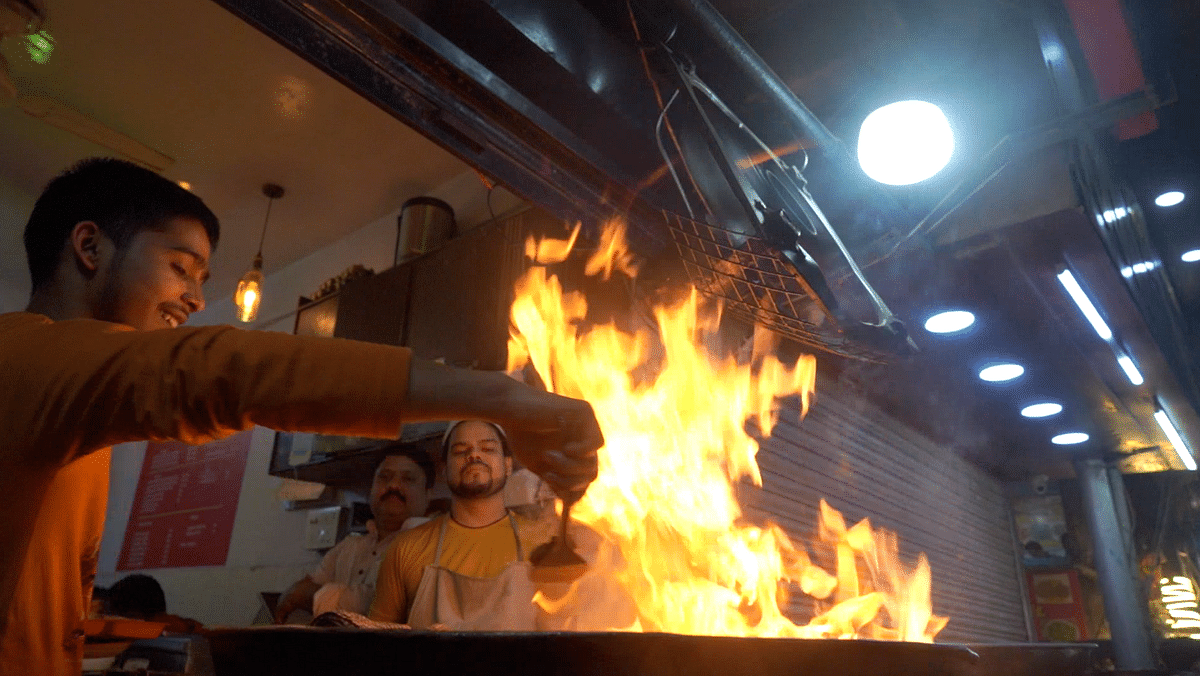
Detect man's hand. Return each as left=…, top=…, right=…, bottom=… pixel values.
left=273, top=576, right=319, bottom=624
left=498, top=389, right=603, bottom=502
left=405, top=360, right=604, bottom=500
left=273, top=597, right=298, bottom=625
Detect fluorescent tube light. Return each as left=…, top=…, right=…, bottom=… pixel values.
left=1057, top=270, right=1113, bottom=341
left=1116, top=354, right=1144, bottom=386
left=1155, top=409, right=1196, bottom=471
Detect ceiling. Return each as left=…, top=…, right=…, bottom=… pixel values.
left=659, top=0, right=1200, bottom=477
left=699, top=0, right=1200, bottom=478
left=1, top=0, right=1197, bottom=482
left=0, top=0, right=469, bottom=306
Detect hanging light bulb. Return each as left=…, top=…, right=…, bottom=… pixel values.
left=234, top=254, right=264, bottom=322
left=235, top=183, right=284, bottom=323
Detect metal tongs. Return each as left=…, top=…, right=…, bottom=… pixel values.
left=657, top=45, right=917, bottom=356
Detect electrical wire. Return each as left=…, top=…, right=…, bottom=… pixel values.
left=655, top=90, right=694, bottom=219
left=256, top=195, right=275, bottom=257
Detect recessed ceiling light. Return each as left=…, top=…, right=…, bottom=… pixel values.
left=1155, top=191, right=1185, bottom=207
left=1183, top=249, right=1200, bottom=263
left=1041, top=42, right=1064, bottom=63
left=1120, top=261, right=1158, bottom=277
left=1052, top=432, right=1089, bottom=445
left=1101, top=207, right=1128, bottom=224
left=980, top=363, right=1024, bottom=382
left=177, top=181, right=192, bottom=191
left=1021, top=402, right=1063, bottom=418
left=857, top=100, right=955, bottom=185
left=924, top=310, right=975, bottom=334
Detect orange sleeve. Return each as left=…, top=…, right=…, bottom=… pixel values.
left=0, top=313, right=412, bottom=466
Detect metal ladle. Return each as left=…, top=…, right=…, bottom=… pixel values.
left=529, top=499, right=588, bottom=583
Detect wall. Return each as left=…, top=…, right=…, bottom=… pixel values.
left=0, top=177, right=33, bottom=313
left=96, top=170, right=521, bottom=626
left=0, top=277, right=26, bottom=314
left=97, top=433, right=316, bottom=626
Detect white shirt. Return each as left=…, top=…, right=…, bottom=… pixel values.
left=310, top=516, right=429, bottom=615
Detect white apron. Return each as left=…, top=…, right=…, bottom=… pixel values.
left=406, top=513, right=540, bottom=631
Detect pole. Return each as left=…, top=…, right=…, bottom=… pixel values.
left=1075, top=459, right=1156, bottom=670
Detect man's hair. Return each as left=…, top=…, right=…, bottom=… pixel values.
left=440, top=421, right=511, bottom=462
left=377, top=443, right=437, bottom=489
left=24, top=157, right=220, bottom=290
left=107, top=574, right=167, bottom=619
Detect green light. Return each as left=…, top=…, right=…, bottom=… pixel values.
left=25, top=31, right=54, bottom=64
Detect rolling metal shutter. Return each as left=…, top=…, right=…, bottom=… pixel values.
left=740, top=377, right=1030, bottom=643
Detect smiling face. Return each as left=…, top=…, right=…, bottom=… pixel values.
left=446, top=421, right=512, bottom=500
left=90, top=216, right=211, bottom=331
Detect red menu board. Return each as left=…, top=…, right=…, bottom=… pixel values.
left=117, top=431, right=253, bottom=570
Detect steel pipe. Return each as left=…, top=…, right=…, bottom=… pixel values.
left=666, top=0, right=846, bottom=158
left=1075, top=459, right=1157, bottom=670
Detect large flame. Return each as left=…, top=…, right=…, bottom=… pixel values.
left=508, top=219, right=946, bottom=641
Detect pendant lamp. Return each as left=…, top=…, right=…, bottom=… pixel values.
left=235, top=183, right=284, bottom=323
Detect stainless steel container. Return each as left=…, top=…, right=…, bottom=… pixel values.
left=395, top=197, right=455, bottom=264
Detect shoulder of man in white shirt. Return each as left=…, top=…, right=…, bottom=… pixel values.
left=401, top=516, right=431, bottom=531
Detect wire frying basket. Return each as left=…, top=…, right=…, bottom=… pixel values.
left=664, top=210, right=887, bottom=362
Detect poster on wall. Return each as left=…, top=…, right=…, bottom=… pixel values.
left=1012, top=489, right=1071, bottom=567
left=117, top=431, right=253, bottom=570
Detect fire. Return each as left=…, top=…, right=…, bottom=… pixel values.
left=508, top=218, right=946, bottom=641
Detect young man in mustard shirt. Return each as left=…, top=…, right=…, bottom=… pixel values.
left=0, top=158, right=602, bottom=675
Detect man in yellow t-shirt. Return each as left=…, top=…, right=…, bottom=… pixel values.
left=370, top=421, right=555, bottom=626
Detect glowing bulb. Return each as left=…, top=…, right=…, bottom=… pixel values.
left=242, top=288, right=258, bottom=312
left=1052, top=432, right=1089, bottom=445
left=924, top=310, right=975, bottom=334
left=979, top=363, right=1024, bottom=382
left=1183, top=249, right=1200, bottom=263
left=1155, top=191, right=1185, bottom=207
left=235, top=266, right=264, bottom=323
left=857, top=100, right=955, bottom=185
left=1022, top=402, right=1063, bottom=418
